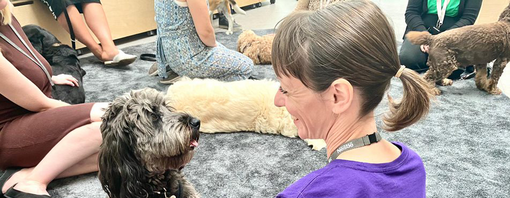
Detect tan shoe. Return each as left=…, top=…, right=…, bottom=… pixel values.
left=148, top=63, right=172, bottom=76
left=148, top=62, right=159, bottom=76
left=159, top=70, right=181, bottom=84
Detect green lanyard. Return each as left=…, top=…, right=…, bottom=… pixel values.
left=0, top=23, right=54, bottom=86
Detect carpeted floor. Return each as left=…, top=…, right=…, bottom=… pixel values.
left=7, top=29, right=510, bottom=197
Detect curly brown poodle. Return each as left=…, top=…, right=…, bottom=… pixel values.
left=405, top=2, right=510, bottom=95
left=237, top=30, right=274, bottom=65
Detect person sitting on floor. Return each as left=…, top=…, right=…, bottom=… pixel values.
left=399, top=0, right=482, bottom=79
left=39, top=0, right=137, bottom=67
left=152, top=0, right=254, bottom=84
left=0, top=1, right=106, bottom=197
left=272, top=1, right=434, bottom=197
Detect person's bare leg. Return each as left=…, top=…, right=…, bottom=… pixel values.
left=1, top=153, right=98, bottom=194
left=1, top=102, right=107, bottom=195
left=57, top=5, right=103, bottom=60
left=55, top=153, right=99, bottom=178
left=1, top=103, right=108, bottom=193
left=81, top=3, right=119, bottom=61
left=6, top=122, right=101, bottom=195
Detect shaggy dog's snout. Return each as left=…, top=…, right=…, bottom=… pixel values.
left=187, top=117, right=200, bottom=149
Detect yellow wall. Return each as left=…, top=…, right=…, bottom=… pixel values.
left=476, top=0, right=508, bottom=24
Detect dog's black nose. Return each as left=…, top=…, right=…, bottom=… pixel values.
left=190, top=118, right=200, bottom=128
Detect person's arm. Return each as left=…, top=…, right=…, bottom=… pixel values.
left=0, top=53, right=69, bottom=112
left=448, top=0, right=482, bottom=30
left=294, top=0, right=310, bottom=12
left=404, top=0, right=428, bottom=32
left=187, top=0, right=217, bottom=47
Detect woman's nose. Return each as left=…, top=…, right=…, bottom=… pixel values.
left=274, top=90, right=285, bottom=107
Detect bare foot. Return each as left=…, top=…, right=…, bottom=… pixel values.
left=2, top=168, right=30, bottom=193
left=100, top=48, right=120, bottom=62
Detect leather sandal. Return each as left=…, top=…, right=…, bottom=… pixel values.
left=0, top=168, right=21, bottom=197
left=104, top=50, right=137, bottom=67
left=4, top=184, right=50, bottom=198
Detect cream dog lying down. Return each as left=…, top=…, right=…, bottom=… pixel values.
left=165, top=77, right=326, bottom=150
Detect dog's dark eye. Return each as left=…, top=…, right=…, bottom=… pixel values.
left=150, top=114, right=159, bottom=122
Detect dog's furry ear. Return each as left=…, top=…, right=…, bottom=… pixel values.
left=98, top=126, right=149, bottom=198
left=237, top=30, right=256, bottom=52
left=22, top=27, right=44, bottom=54
left=99, top=90, right=165, bottom=198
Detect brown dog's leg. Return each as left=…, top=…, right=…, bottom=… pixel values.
left=475, top=63, right=489, bottom=91
left=487, top=58, right=508, bottom=94
left=423, top=69, right=442, bottom=95
left=423, top=52, right=458, bottom=94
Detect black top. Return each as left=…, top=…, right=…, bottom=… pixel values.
left=403, top=0, right=482, bottom=38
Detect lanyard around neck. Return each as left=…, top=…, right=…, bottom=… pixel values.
left=0, top=23, right=54, bottom=86
left=436, top=0, right=451, bottom=28
left=328, top=132, right=382, bottom=163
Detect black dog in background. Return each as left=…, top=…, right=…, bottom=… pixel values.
left=22, top=25, right=86, bottom=104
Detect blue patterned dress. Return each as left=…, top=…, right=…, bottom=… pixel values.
left=155, top=0, right=253, bottom=81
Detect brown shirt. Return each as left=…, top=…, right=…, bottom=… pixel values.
left=0, top=16, right=53, bottom=125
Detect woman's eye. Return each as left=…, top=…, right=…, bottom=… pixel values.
left=279, top=86, right=288, bottom=94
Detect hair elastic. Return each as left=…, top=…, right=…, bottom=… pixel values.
left=395, top=66, right=406, bottom=78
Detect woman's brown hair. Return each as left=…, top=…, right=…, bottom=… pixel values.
left=272, top=0, right=434, bottom=131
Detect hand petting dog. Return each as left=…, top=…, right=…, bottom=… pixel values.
left=51, top=74, right=79, bottom=87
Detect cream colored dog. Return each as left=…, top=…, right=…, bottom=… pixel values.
left=165, top=77, right=326, bottom=150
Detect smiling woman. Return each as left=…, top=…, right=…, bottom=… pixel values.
left=271, top=0, right=435, bottom=197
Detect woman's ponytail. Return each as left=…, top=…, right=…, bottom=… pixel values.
left=383, top=68, right=435, bottom=131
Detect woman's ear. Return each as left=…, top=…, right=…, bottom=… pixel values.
left=329, top=78, right=354, bottom=114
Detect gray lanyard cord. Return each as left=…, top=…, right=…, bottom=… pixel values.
left=328, top=132, right=382, bottom=163
left=0, top=24, right=54, bottom=86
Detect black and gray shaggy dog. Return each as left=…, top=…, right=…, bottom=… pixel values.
left=99, top=88, right=201, bottom=198
left=22, top=24, right=86, bottom=104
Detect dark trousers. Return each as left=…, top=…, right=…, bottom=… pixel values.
left=399, top=38, right=429, bottom=73
left=398, top=38, right=473, bottom=79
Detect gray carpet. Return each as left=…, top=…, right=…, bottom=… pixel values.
left=11, top=29, right=510, bottom=197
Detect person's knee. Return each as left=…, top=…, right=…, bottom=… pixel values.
left=90, top=103, right=109, bottom=121
left=399, top=50, right=423, bottom=67
left=241, top=62, right=254, bottom=77
left=84, top=122, right=103, bottom=145
left=399, top=40, right=427, bottom=68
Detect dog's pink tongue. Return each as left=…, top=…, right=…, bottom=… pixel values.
left=190, top=140, right=199, bottom=147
